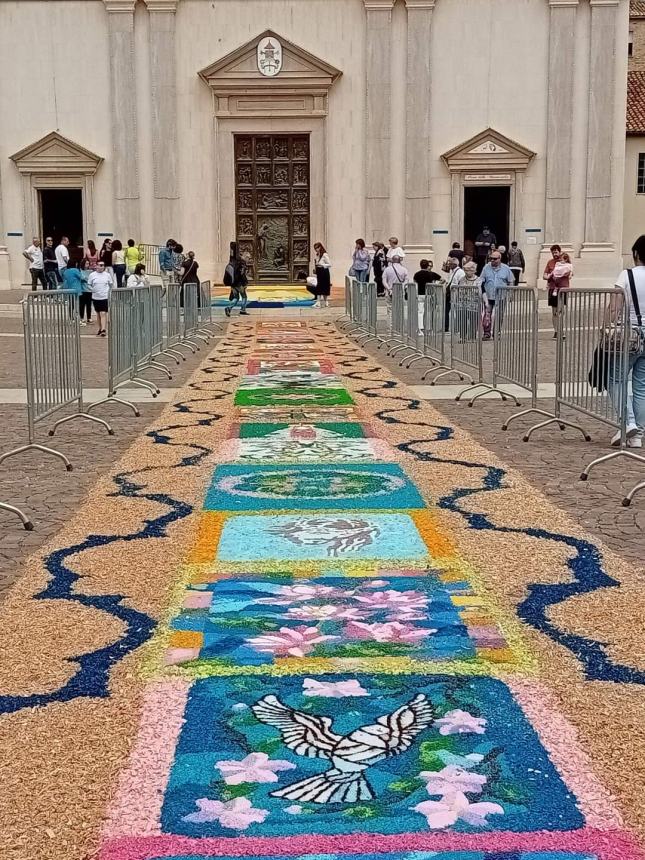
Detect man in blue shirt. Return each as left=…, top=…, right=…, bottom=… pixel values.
left=480, top=250, right=515, bottom=339
left=159, top=239, right=176, bottom=284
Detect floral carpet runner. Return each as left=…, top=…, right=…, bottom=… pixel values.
left=96, top=320, right=642, bottom=860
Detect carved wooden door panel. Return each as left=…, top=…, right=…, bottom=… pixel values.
left=234, top=134, right=310, bottom=283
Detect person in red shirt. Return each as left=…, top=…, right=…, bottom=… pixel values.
left=543, top=244, right=572, bottom=336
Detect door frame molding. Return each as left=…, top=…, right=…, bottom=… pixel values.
left=215, top=117, right=325, bottom=280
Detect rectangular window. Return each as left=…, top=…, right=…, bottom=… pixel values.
left=638, top=153, right=645, bottom=194
left=629, top=29, right=634, bottom=57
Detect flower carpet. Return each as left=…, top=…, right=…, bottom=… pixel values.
left=0, top=319, right=644, bottom=860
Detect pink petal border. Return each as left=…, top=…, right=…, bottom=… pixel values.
left=102, top=680, right=189, bottom=839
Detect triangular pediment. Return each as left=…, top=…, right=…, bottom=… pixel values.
left=198, top=29, right=342, bottom=90
left=10, top=132, right=103, bottom=175
left=442, top=128, right=536, bottom=172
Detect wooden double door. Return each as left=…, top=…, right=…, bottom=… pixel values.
left=234, top=134, right=310, bottom=283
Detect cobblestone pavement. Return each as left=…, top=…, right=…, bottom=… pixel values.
left=359, top=328, right=645, bottom=568
left=0, top=317, right=222, bottom=598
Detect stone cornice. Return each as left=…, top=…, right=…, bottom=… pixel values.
left=589, top=0, right=620, bottom=5
left=548, top=0, right=578, bottom=6
left=363, top=0, right=395, bottom=9
left=103, top=0, right=135, bottom=11
left=144, top=0, right=179, bottom=11
left=404, top=0, right=436, bottom=8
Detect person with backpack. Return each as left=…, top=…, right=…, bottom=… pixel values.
left=223, top=241, right=249, bottom=317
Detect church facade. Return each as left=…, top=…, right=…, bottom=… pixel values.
left=0, top=0, right=631, bottom=287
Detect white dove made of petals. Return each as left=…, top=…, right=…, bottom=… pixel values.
left=251, top=693, right=435, bottom=805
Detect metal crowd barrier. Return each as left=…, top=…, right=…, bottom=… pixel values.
left=524, top=287, right=645, bottom=503
left=198, top=280, right=223, bottom=336
left=164, top=279, right=188, bottom=361
left=498, top=286, right=556, bottom=430
left=0, top=291, right=113, bottom=471
left=414, top=283, right=465, bottom=380
left=339, top=275, right=353, bottom=328
left=140, top=243, right=161, bottom=277
left=450, top=284, right=520, bottom=405
left=355, top=282, right=382, bottom=346
left=379, top=282, right=407, bottom=352
left=392, top=282, right=423, bottom=363
left=135, top=285, right=173, bottom=382
left=182, top=282, right=207, bottom=348
left=89, top=287, right=160, bottom=417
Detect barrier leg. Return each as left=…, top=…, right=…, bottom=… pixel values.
left=622, top=478, right=645, bottom=506
left=49, top=411, right=114, bottom=437
left=0, top=443, right=73, bottom=471
left=146, top=359, right=173, bottom=379
left=161, top=347, right=185, bottom=363
left=0, top=500, right=33, bottom=530
left=523, top=415, right=591, bottom=443
left=430, top=367, right=473, bottom=385
left=130, top=376, right=160, bottom=395
left=398, top=348, right=423, bottom=366
left=503, top=407, right=566, bottom=432
left=87, top=396, right=140, bottom=418
left=460, top=383, right=521, bottom=407
left=580, top=448, right=645, bottom=481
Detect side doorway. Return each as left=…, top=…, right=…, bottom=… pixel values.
left=463, top=185, right=510, bottom=259
left=39, top=189, right=84, bottom=263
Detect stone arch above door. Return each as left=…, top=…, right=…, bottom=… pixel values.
left=197, top=29, right=342, bottom=117
left=441, top=128, right=536, bottom=173
left=441, top=128, right=536, bottom=250
left=9, top=131, right=103, bottom=242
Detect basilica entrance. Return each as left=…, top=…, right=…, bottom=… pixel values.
left=234, top=134, right=310, bottom=283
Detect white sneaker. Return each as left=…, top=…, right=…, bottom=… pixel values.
left=314, top=301, right=321, bottom=308
left=628, top=435, right=643, bottom=448
left=79, top=320, right=87, bottom=326
left=610, top=424, right=639, bottom=447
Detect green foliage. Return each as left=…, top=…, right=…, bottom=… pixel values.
left=219, top=782, right=254, bottom=801
left=342, top=804, right=378, bottom=819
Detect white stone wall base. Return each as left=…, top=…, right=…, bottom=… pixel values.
left=0, top=247, right=11, bottom=291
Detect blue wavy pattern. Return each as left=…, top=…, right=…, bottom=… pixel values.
left=343, top=358, right=645, bottom=685
left=0, top=347, right=245, bottom=715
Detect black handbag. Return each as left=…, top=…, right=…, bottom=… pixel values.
left=588, top=345, right=610, bottom=392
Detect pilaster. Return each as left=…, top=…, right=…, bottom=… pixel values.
left=104, top=0, right=140, bottom=238
left=364, top=0, right=395, bottom=242
left=144, top=0, right=180, bottom=240
left=583, top=0, right=619, bottom=252
left=404, top=0, right=435, bottom=259
left=543, top=0, right=578, bottom=249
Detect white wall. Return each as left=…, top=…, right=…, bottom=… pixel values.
left=623, top=136, right=645, bottom=264
left=0, top=0, right=629, bottom=287
left=174, top=0, right=366, bottom=279
left=0, top=1, right=113, bottom=283
left=427, top=0, right=549, bottom=281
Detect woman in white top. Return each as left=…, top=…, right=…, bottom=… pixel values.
left=111, top=239, right=127, bottom=288
left=313, top=242, right=331, bottom=308
left=126, top=263, right=148, bottom=288
left=609, top=234, right=645, bottom=448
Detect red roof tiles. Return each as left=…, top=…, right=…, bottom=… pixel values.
left=628, top=72, right=645, bottom=134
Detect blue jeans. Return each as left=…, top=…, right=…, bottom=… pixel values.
left=609, top=348, right=645, bottom=432
left=45, top=269, right=59, bottom=290
left=229, top=285, right=248, bottom=311
left=355, top=269, right=369, bottom=283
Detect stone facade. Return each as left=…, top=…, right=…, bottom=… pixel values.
left=0, top=0, right=631, bottom=288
